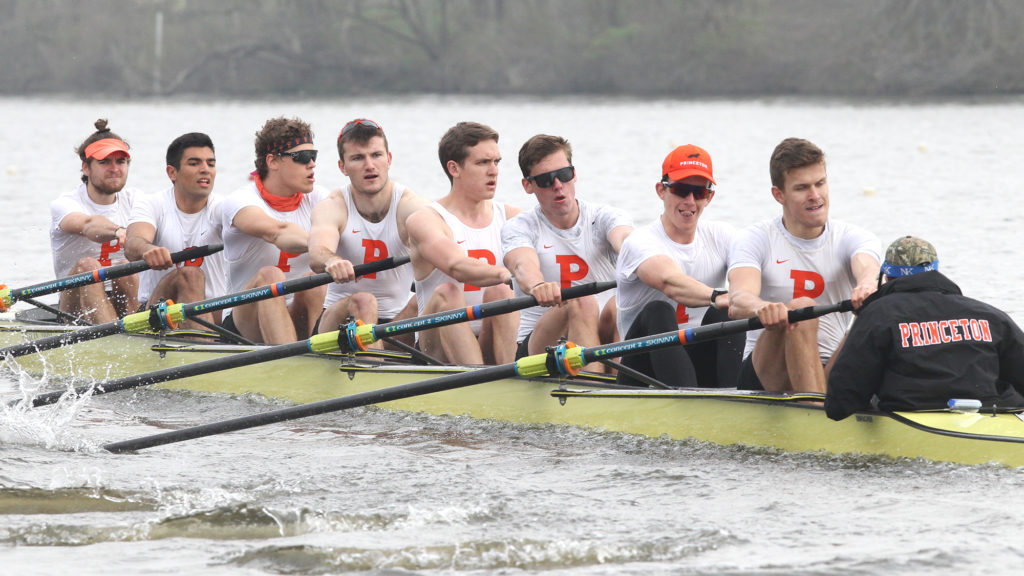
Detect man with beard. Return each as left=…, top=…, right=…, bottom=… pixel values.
left=308, top=119, right=425, bottom=348
left=126, top=132, right=227, bottom=329
left=220, top=117, right=331, bottom=345
left=49, top=119, right=140, bottom=324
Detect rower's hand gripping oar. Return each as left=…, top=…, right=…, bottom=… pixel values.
left=102, top=299, right=851, bottom=452
left=20, top=281, right=615, bottom=408
left=0, top=255, right=410, bottom=359
left=0, top=244, right=223, bottom=313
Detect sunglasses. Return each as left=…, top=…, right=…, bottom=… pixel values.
left=527, top=166, right=575, bottom=188
left=277, top=149, right=318, bottom=164
left=340, top=118, right=383, bottom=138
left=662, top=180, right=715, bottom=200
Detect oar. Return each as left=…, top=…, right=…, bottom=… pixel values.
left=0, top=256, right=410, bottom=359
left=0, top=244, right=223, bottom=313
left=102, top=299, right=851, bottom=452
left=20, top=281, right=615, bottom=408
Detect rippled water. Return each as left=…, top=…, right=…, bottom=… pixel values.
left=3, top=95, right=1024, bottom=574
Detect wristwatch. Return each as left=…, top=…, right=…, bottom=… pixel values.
left=710, top=288, right=728, bottom=309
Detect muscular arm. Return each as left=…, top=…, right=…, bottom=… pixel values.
left=728, top=265, right=791, bottom=329
left=407, top=208, right=510, bottom=287
left=635, top=254, right=715, bottom=308
left=396, top=188, right=429, bottom=248
left=59, top=212, right=123, bottom=244
left=504, top=246, right=559, bottom=306
left=308, top=192, right=347, bottom=273
left=125, top=221, right=174, bottom=269
left=850, top=252, right=881, bottom=310
left=232, top=206, right=309, bottom=255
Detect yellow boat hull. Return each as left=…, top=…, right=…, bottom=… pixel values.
left=3, top=318, right=1024, bottom=467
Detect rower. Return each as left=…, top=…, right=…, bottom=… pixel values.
left=826, top=236, right=1024, bottom=419
left=728, top=138, right=881, bottom=393
left=220, top=117, right=331, bottom=345
left=308, top=118, right=425, bottom=349
left=125, top=132, right=227, bottom=329
left=501, top=134, right=633, bottom=373
left=49, top=118, right=140, bottom=324
left=406, top=122, right=521, bottom=365
left=614, top=144, right=741, bottom=388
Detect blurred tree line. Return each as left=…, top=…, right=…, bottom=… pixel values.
left=3, top=0, right=1021, bottom=97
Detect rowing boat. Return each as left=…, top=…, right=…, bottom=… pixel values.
left=3, top=309, right=1023, bottom=467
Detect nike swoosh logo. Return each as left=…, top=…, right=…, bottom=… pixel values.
left=776, top=259, right=789, bottom=264
left=351, top=230, right=360, bottom=234
left=457, top=240, right=466, bottom=244
left=543, top=245, right=553, bottom=249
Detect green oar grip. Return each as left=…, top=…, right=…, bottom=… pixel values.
left=0, top=285, right=11, bottom=312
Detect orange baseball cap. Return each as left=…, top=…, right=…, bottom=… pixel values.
left=661, top=144, right=714, bottom=184
left=84, top=138, right=131, bottom=160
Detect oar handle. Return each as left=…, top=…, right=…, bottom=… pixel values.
left=517, top=299, right=854, bottom=378
left=339, top=280, right=617, bottom=352
left=0, top=244, right=223, bottom=311
left=180, top=255, right=410, bottom=319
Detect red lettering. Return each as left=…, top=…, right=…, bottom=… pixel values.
left=949, top=320, right=962, bottom=342
left=790, top=269, right=824, bottom=299
left=970, top=319, right=982, bottom=340
left=926, top=321, right=940, bottom=345
left=675, top=303, right=689, bottom=325
left=555, top=255, right=589, bottom=289
left=464, top=249, right=496, bottom=292
left=183, top=245, right=203, bottom=267
left=361, top=239, right=388, bottom=279
left=980, top=319, right=992, bottom=342
left=958, top=319, right=972, bottom=340
left=911, top=323, right=923, bottom=347
left=899, top=323, right=911, bottom=347
left=276, top=250, right=299, bottom=273
left=98, top=238, right=122, bottom=267
left=938, top=320, right=951, bottom=343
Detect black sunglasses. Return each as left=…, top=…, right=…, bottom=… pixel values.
left=662, top=180, right=715, bottom=200
left=340, top=118, right=383, bottom=138
left=277, top=149, right=318, bottom=164
left=527, top=166, right=575, bottom=188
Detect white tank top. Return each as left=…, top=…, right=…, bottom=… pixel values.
left=221, top=182, right=330, bottom=293
left=323, top=183, right=413, bottom=319
left=415, top=201, right=507, bottom=336
left=129, top=186, right=227, bottom=303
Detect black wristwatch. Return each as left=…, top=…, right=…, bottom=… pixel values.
left=710, top=288, right=728, bottom=309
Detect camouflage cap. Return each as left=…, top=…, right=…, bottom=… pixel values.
left=881, top=236, right=939, bottom=278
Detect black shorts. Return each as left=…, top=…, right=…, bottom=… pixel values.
left=221, top=313, right=238, bottom=335
left=514, top=331, right=533, bottom=360
left=736, top=355, right=765, bottom=390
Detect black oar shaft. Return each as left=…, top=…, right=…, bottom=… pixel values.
left=104, top=364, right=518, bottom=453
left=367, top=280, right=616, bottom=346
left=180, top=256, right=409, bottom=318
left=0, top=256, right=410, bottom=359
left=1, top=322, right=124, bottom=359
left=6, top=244, right=222, bottom=303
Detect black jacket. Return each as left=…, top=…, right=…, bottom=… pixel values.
left=825, top=271, right=1024, bottom=420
